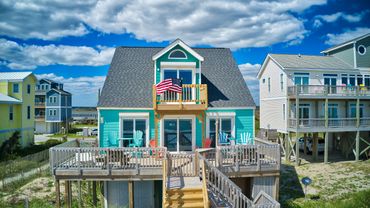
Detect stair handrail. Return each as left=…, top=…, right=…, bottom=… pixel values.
left=201, top=158, right=209, bottom=208
left=197, top=152, right=253, bottom=207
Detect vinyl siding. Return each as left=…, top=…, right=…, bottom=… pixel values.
left=206, top=108, right=255, bottom=141
left=355, top=36, right=370, bottom=68
left=327, top=44, right=354, bottom=66
left=260, top=99, right=286, bottom=131
left=252, top=176, right=276, bottom=199
left=259, top=59, right=287, bottom=100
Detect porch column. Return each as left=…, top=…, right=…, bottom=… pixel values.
left=295, top=96, right=300, bottom=166
left=312, top=133, right=318, bottom=161
left=324, top=132, right=329, bottom=163
left=355, top=131, right=360, bottom=161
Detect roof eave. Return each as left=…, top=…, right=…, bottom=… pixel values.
left=152, top=39, right=204, bottom=61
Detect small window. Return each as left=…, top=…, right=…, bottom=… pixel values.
left=262, top=79, right=265, bottom=84
left=168, top=49, right=187, bottom=59
left=27, top=84, right=31, bottom=94
left=13, top=83, right=19, bottom=93
left=9, top=105, right=13, bottom=120
left=268, top=77, right=271, bottom=92
left=358, top=45, right=366, bottom=55
left=27, top=106, right=30, bottom=119
left=280, top=74, right=284, bottom=91
left=283, top=104, right=286, bottom=120
left=54, top=97, right=57, bottom=103
left=49, top=97, right=53, bottom=103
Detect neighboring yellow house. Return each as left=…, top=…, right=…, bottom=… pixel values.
left=0, top=72, right=36, bottom=147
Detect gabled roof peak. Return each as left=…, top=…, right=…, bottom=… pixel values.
left=321, top=33, right=370, bottom=53
left=152, top=38, right=204, bottom=61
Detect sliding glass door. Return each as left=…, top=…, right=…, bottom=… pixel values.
left=163, top=118, right=193, bottom=152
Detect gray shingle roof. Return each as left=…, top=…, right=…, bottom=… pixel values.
left=98, top=47, right=255, bottom=108
left=269, top=54, right=355, bottom=70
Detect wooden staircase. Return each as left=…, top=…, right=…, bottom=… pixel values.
left=162, top=155, right=209, bottom=208
left=164, top=187, right=205, bottom=208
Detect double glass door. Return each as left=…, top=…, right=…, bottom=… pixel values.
left=298, top=105, right=310, bottom=126
left=163, top=69, right=193, bottom=101
left=294, top=75, right=309, bottom=93
left=324, top=76, right=337, bottom=94
left=164, top=118, right=193, bottom=152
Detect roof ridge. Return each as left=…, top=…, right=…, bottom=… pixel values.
left=117, top=46, right=228, bottom=49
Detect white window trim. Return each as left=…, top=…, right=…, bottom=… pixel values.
left=358, top=45, right=366, bottom=56
left=119, top=113, right=150, bottom=147
left=168, top=49, right=188, bottom=59
left=206, top=114, right=235, bottom=140
left=160, top=115, right=196, bottom=152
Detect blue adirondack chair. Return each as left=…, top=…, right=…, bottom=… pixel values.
left=218, top=131, right=230, bottom=146
left=108, top=132, right=119, bottom=147
left=129, top=130, right=144, bottom=147
left=238, top=132, right=253, bottom=145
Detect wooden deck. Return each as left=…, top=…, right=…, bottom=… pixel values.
left=49, top=140, right=280, bottom=180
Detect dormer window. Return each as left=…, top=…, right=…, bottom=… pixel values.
left=168, top=49, right=187, bottom=59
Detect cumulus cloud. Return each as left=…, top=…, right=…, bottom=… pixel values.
left=313, top=11, right=369, bottom=28
left=36, top=73, right=106, bottom=106
left=325, top=27, right=370, bottom=45
left=0, top=0, right=326, bottom=49
left=0, top=0, right=94, bottom=40
left=238, top=63, right=261, bottom=104
left=0, top=39, right=115, bottom=69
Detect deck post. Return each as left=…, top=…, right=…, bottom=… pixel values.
left=78, top=181, right=82, bottom=208
left=55, top=180, right=60, bottom=208
left=355, top=131, right=360, bottom=161
left=295, top=135, right=299, bottom=166
left=285, top=133, right=290, bottom=161
left=64, top=180, right=71, bottom=208
left=92, top=181, right=97, bottom=206
left=274, top=176, right=280, bottom=200
left=128, top=181, right=134, bottom=208
left=303, top=137, right=307, bottom=155
left=324, top=132, right=329, bottom=163
left=312, top=134, right=318, bottom=161
left=295, top=95, right=300, bottom=166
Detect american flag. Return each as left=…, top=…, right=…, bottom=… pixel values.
left=156, top=78, right=182, bottom=94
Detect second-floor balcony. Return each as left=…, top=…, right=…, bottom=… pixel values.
left=288, top=85, right=370, bottom=98
left=288, top=117, right=370, bottom=131
left=35, top=102, right=46, bottom=108
left=153, top=84, right=208, bottom=111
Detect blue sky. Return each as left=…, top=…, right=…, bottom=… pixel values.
left=0, top=0, right=369, bottom=106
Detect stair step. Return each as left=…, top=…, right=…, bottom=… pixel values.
left=164, top=201, right=204, bottom=208
left=167, top=193, right=203, bottom=200
left=167, top=187, right=203, bottom=194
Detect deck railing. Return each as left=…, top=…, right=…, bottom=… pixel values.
left=153, top=84, right=208, bottom=109
left=198, top=153, right=280, bottom=208
left=217, top=145, right=280, bottom=172
left=50, top=144, right=280, bottom=175
left=287, top=85, right=370, bottom=97
left=288, top=117, right=370, bottom=129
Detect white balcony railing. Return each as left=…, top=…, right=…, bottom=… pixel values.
left=288, top=117, right=370, bottom=129
left=288, top=85, right=370, bottom=97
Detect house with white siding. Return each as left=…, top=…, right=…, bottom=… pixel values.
left=258, top=33, right=370, bottom=165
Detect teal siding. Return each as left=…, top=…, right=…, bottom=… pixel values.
left=328, top=44, right=354, bottom=66
left=155, top=45, right=201, bottom=84
left=99, top=109, right=157, bottom=147
left=356, top=36, right=370, bottom=68
left=206, top=109, right=255, bottom=142
left=99, top=108, right=254, bottom=148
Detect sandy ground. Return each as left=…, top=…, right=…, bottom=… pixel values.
left=280, top=158, right=370, bottom=202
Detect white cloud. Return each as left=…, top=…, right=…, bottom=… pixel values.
left=83, top=0, right=326, bottom=48
left=0, top=39, right=115, bottom=69
left=0, top=0, right=326, bottom=49
left=238, top=63, right=261, bottom=105
left=0, top=0, right=94, bottom=40
left=35, top=73, right=106, bottom=106
left=314, top=11, right=368, bottom=28
left=325, top=27, right=370, bottom=45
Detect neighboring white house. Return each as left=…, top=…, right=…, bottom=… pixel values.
left=258, top=33, right=370, bottom=165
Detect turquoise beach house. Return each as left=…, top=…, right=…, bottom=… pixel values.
left=49, top=39, right=281, bottom=208
left=97, top=39, right=256, bottom=151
